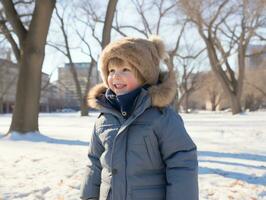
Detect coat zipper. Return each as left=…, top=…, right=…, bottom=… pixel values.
left=125, top=131, right=129, bottom=200
left=110, top=116, right=124, bottom=200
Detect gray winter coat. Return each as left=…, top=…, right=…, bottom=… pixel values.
left=80, top=80, right=198, bottom=200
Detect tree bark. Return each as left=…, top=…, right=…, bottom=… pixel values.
left=101, top=0, right=118, bottom=48
left=205, top=37, right=243, bottom=114
left=184, top=93, right=189, bottom=113
left=229, top=93, right=242, bottom=114
left=81, top=96, right=89, bottom=116
left=0, top=98, right=3, bottom=113
left=3, top=0, right=56, bottom=133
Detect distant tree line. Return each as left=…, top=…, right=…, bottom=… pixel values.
left=0, top=0, right=265, bottom=134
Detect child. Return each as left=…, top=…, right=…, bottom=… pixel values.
left=80, top=36, right=198, bottom=200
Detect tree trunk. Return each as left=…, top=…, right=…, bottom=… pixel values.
left=184, top=93, right=189, bottom=113
left=80, top=96, right=89, bottom=116
left=0, top=98, right=3, bottom=113
left=209, top=93, right=219, bottom=111
left=229, top=94, right=242, bottom=114
left=205, top=38, right=242, bottom=114
left=9, top=50, right=42, bottom=132
left=212, top=99, right=217, bottom=111
left=101, top=0, right=118, bottom=48
left=7, top=0, right=55, bottom=133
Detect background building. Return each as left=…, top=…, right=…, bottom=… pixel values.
left=0, top=59, right=60, bottom=113
left=57, top=62, right=99, bottom=109
left=0, top=60, right=99, bottom=113
left=0, top=59, right=18, bottom=113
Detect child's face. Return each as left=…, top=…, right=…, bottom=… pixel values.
left=107, top=64, right=142, bottom=95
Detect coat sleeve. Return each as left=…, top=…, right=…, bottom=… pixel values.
left=155, top=108, right=198, bottom=200
left=80, top=125, right=104, bottom=200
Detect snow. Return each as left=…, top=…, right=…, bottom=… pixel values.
left=0, top=111, right=265, bottom=200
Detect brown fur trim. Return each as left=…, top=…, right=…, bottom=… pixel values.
left=148, top=68, right=177, bottom=108
left=149, top=35, right=168, bottom=60
left=87, top=83, right=107, bottom=109
left=88, top=54, right=177, bottom=110
left=88, top=69, right=177, bottom=109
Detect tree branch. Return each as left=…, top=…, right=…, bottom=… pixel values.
left=0, top=18, right=20, bottom=61
left=133, top=0, right=152, bottom=35
left=2, top=0, right=27, bottom=43
left=176, top=47, right=205, bottom=59
left=47, top=42, right=67, bottom=56
left=245, top=80, right=266, bottom=97
left=102, top=0, right=118, bottom=48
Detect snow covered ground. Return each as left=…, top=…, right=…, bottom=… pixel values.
left=0, top=111, right=265, bottom=200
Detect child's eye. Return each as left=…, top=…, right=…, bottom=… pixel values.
left=109, top=69, right=115, bottom=73
left=123, top=68, right=130, bottom=72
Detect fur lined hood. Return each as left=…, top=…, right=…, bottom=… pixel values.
left=87, top=67, right=177, bottom=109
left=89, top=35, right=177, bottom=110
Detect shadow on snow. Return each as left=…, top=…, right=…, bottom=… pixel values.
left=1, top=132, right=88, bottom=146
left=199, top=151, right=266, bottom=162
left=198, top=151, right=266, bottom=186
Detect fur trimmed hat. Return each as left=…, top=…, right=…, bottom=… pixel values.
left=99, top=36, right=169, bottom=86
left=88, top=36, right=177, bottom=108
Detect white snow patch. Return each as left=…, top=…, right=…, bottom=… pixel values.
left=0, top=111, right=265, bottom=199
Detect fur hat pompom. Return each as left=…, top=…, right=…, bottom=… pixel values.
left=149, top=35, right=169, bottom=60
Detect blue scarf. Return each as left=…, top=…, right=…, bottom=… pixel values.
left=105, top=87, right=144, bottom=119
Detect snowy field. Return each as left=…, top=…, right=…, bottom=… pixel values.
left=0, top=111, right=265, bottom=200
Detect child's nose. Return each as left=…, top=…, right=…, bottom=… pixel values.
left=113, top=71, right=122, bottom=78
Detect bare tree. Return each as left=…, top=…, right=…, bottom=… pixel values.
left=49, top=5, right=92, bottom=116
left=75, top=0, right=119, bottom=49
left=48, top=0, right=118, bottom=115
left=243, top=65, right=266, bottom=110
left=112, top=0, right=179, bottom=38
left=0, top=0, right=55, bottom=133
left=202, top=71, right=223, bottom=111
left=176, top=66, right=200, bottom=113
left=174, top=32, right=206, bottom=112
left=77, top=0, right=118, bottom=47
left=175, top=63, right=203, bottom=112
left=179, top=0, right=266, bottom=114
left=102, top=0, right=118, bottom=48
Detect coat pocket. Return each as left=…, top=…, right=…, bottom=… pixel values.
left=143, top=135, right=162, bottom=167
left=132, top=185, right=165, bottom=200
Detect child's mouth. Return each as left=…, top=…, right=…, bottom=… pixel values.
left=114, top=84, right=126, bottom=89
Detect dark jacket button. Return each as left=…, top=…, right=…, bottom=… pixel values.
left=121, top=111, right=127, bottom=116
left=112, top=168, right=118, bottom=175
